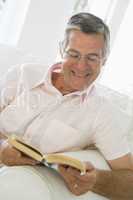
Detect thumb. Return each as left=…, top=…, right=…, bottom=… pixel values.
left=84, top=161, right=95, bottom=172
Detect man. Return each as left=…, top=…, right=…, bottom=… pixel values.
left=0, top=12, right=133, bottom=199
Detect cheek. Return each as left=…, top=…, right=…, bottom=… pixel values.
left=92, top=65, right=101, bottom=76
left=62, top=62, right=73, bottom=76
left=96, top=67, right=101, bottom=76
left=63, top=61, right=73, bottom=70
left=62, top=61, right=101, bottom=82
left=86, top=68, right=101, bottom=83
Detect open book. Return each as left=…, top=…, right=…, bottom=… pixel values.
left=8, top=135, right=86, bottom=174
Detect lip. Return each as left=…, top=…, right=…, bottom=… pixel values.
left=71, top=70, right=91, bottom=78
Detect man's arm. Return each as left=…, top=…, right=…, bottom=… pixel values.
left=58, top=154, right=133, bottom=200
left=92, top=153, right=133, bottom=200
left=0, top=133, right=7, bottom=165
left=92, top=168, right=133, bottom=200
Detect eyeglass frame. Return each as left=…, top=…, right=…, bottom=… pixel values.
left=61, top=49, right=104, bottom=65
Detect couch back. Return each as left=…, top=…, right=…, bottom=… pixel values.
left=0, top=44, right=44, bottom=78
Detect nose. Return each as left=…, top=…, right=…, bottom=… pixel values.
left=76, top=56, right=88, bottom=70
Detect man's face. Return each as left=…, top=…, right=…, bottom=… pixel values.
left=61, top=30, right=105, bottom=91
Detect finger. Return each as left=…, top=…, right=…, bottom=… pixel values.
left=11, top=147, right=39, bottom=165
left=58, top=165, right=79, bottom=194
left=64, top=163, right=96, bottom=182
left=16, top=155, right=39, bottom=165
left=5, top=155, right=37, bottom=166
left=58, top=165, right=69, bottom=176
left=58, top=165, right=80, bottom=176
left=59, top=161, right=95, bottom=176
left=59, top=164, right=89, bottom=182
left=11, top=147, right=22, bottom=158
left=8, top=150, right=38, bottom=166
left=66, top=166, right=88, bottom=181
left=58, top=165, right=76, bottom=183
left=58, top=165, right=85, bottom=189
left=84, top=161, right=95, bottom=172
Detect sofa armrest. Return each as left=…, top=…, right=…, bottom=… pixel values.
left=0, top=150, right=109, bottom=200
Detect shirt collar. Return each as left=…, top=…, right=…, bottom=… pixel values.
left=35, top=62, right=95, bottom=97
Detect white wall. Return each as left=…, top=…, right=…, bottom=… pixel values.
left=100, top=0, right=133, bottom=97
left=0, top=0, right=30, bottom=46
left=17, top=0, right=76, bottom=65
left=0, top=0, right=76, bottom=77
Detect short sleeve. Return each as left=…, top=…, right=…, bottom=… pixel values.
left=93, top=101, right=131, bottom=160
left=0, top=65, right=21, bottom=111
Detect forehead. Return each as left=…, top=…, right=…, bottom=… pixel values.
left=66, top=30, right=105, bottom=53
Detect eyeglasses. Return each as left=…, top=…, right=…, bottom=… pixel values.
left=63, top=50, right=103, bottom=65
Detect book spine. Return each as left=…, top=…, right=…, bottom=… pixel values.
left=42, top=159, right=58, bottom=170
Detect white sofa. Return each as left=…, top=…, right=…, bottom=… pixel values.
left=0, top=150, right=110, bottom=200
left=0, top=44, right=46, bottom=78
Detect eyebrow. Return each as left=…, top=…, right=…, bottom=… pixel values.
left=67, top=49, right=79, bottom=54
left=68, top=48, right=100, bottom=57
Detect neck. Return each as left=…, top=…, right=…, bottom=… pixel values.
left=52, top=72, right=76, bottom=95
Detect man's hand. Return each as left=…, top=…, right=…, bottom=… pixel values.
left=58, top=161, right=97, bottom=196
left=0, top=140, right=38, bottom=166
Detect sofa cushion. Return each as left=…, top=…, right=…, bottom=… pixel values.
left=0, top=150, right=109, bottom=200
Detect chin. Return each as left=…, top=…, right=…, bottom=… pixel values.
left=72, top=81, right=93, bottom=91
left=70, top=84, right=88, bottom=92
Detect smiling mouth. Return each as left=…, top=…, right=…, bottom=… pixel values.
left=71, top=70, right=91, bottom=78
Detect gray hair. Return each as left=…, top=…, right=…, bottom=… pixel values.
left=61, top=12, right=110, bottom=58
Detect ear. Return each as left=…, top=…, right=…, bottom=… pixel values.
left=59, top=41, right=65, bottom=59
left=101, top=57, right=107, bottom=66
